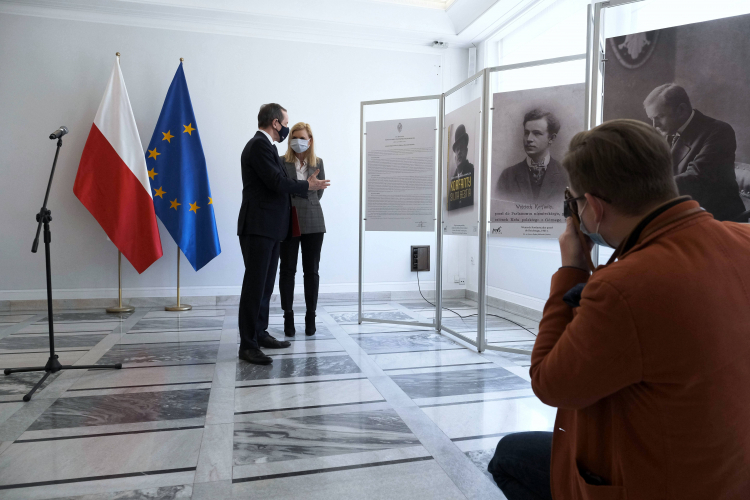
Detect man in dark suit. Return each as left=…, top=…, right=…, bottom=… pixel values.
left=644, top=83, right=744, bottom=221
left=497, top=109, right=568, bottom=205
left=237, top=103, right=329, bottom=365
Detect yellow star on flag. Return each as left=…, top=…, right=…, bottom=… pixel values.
left=208, top=197, right=213, bottom=205
left=148, top=147, right=160, bottom=159
left=148, top=168, right=158, bottom=180
left=189, top=201, right=200, bottom=213
left=162, top=131, right=174, bottom=143
left=170, top=199, right=181, bottom=210
left=183, top=123, right=196, bottom=135
left=153, top=187, right=166, bottom=199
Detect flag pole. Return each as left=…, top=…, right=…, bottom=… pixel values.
left=165, top=56, right=191, bottom=312
left=106, top=251, right=134, bottom=313
left=103, top=54, right=133, bottom=315
left=166, top=246, right=192, bottom=311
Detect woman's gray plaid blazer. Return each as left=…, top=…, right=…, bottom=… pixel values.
left=282, top=157, right=326, bottom=234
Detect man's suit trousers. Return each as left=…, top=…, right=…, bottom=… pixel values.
left=238, top=234, right=279, bottom=351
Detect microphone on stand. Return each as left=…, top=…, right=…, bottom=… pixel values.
left=49, top=126, right=68, bottom=140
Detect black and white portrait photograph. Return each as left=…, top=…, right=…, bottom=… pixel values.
left=444, top=97, right=481, bottom=236
left=604, top=12, right=750, bottom=222
left=490, top=84, right=584, bottom=238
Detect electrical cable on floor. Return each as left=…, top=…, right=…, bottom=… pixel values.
left=416, top=270, right=537, bottom=337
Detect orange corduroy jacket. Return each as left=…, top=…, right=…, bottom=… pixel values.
left=531, top=200, right=750, bottom=500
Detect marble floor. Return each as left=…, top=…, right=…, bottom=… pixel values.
left=0, top=300, right=553, bottom=499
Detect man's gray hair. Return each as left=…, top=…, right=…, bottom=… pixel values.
left=643, top=83, right=692, bottom=111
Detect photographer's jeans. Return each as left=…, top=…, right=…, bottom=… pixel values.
left=487, top=431, right=553, bottom=500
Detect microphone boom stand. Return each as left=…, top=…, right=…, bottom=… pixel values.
left=3, top=136, right=121, bottom=402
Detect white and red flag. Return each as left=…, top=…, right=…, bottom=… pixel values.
left=74, top=57, right=163, bottom=273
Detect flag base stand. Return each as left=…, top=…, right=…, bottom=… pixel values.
left=107, top=251, right=135, bottom=314
left=107, top=306, right=135, bottom=313
left=165, top=247, right=192, bottom=311
left=3, top=137, right=121, bottom=402
left=165, top=304, right=192, bottom=312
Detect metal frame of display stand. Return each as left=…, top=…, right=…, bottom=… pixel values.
left=358, top=94, right=445, bottom=332
left=439, top=70, right=486, bottom=351
left=478, top=54, right=586, bottom=354
left=585, top=0, right=647, bottom=266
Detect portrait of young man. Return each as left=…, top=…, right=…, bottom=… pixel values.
left=496, top=109, right=568, bottom=206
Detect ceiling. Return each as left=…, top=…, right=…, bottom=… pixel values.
left=0, top=0, right=550, bottom=52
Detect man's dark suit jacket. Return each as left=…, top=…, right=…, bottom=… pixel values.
left=496, top=157, right=567, bottom=205
left=672, top=110, right=744, bottom=221
left=237, top=131, right=309, bottom=241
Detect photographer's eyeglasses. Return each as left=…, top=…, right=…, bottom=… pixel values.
left=564, top=188, right=585, bottom=219
left=564, top=188, right=612, bottom=219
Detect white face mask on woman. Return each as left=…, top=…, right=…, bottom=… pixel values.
left=290, top=138, right=309, bottom=153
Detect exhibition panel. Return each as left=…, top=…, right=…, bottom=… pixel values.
left=482, top=55, right=585, bottom=355
left=358, top=55, right=588, bottom=355
left=441, top=70, right=486, bottom=350
left=489, top=83, right=585, bottom=239
left=602, top=12, right=750, bottom=224
left=365, top=117, right=437, bottom=232
left=588, top=2, right=750, bottom=268
left=358, top=96, right=443, bottom=330
left=444, top=97, right=481, bottom=237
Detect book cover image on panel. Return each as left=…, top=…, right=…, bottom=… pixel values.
left=444, top=98, right=481, bottom=236
left=447, top=123, right=475, bottom=211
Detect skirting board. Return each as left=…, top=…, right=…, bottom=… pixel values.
left=0, top=284, right=543, bottom=319
left=0, top=288, right=467, bottom=313
left=465, top=288, right=544, bottom=322
left=0, top=280, right=461, bottom=301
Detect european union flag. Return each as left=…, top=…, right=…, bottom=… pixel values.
left=146, top=63, right=220, bottom=271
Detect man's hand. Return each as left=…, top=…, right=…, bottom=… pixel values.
left=308, top=169, right=330, bottom=191
left=559, top=217, right=593, bottom=271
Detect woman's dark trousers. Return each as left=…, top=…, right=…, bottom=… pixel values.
left=279, top=233, right=324, bottom=332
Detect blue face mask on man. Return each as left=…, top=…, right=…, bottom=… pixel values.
left=579, top=200, right=614, bottom=248
left=275, top=120, right=289, bottom=143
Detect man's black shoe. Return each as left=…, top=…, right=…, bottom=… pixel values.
left=258, top=335, right=291, bottom=349
left=238, top=348, right=272, bottom=365
left=284, top=311, right=295, bottom=337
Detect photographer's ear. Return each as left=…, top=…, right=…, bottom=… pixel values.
left=584, top=193, right=606, bottom=225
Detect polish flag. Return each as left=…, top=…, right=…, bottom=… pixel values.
left=74, top=58, right=163, bottom=273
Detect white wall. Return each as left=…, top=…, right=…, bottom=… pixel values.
left=0, top=12, right=469, bottom=300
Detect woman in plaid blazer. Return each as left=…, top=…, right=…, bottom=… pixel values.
left=279, top=122, right=327, bottom=336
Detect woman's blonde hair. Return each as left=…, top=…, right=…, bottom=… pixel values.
left=283, top=122, right=317, bottom=167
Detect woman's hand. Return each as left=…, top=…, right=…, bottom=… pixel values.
left=308, top=169, right=330, bottom=191
left=559, top=217, right=593, bottom=271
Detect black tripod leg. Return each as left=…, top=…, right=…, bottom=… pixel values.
left=4, top=366, right=47, bottom=375
left=23, top=371, right=52, bottom=402
left=60, top=364, right=122, bottom=370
